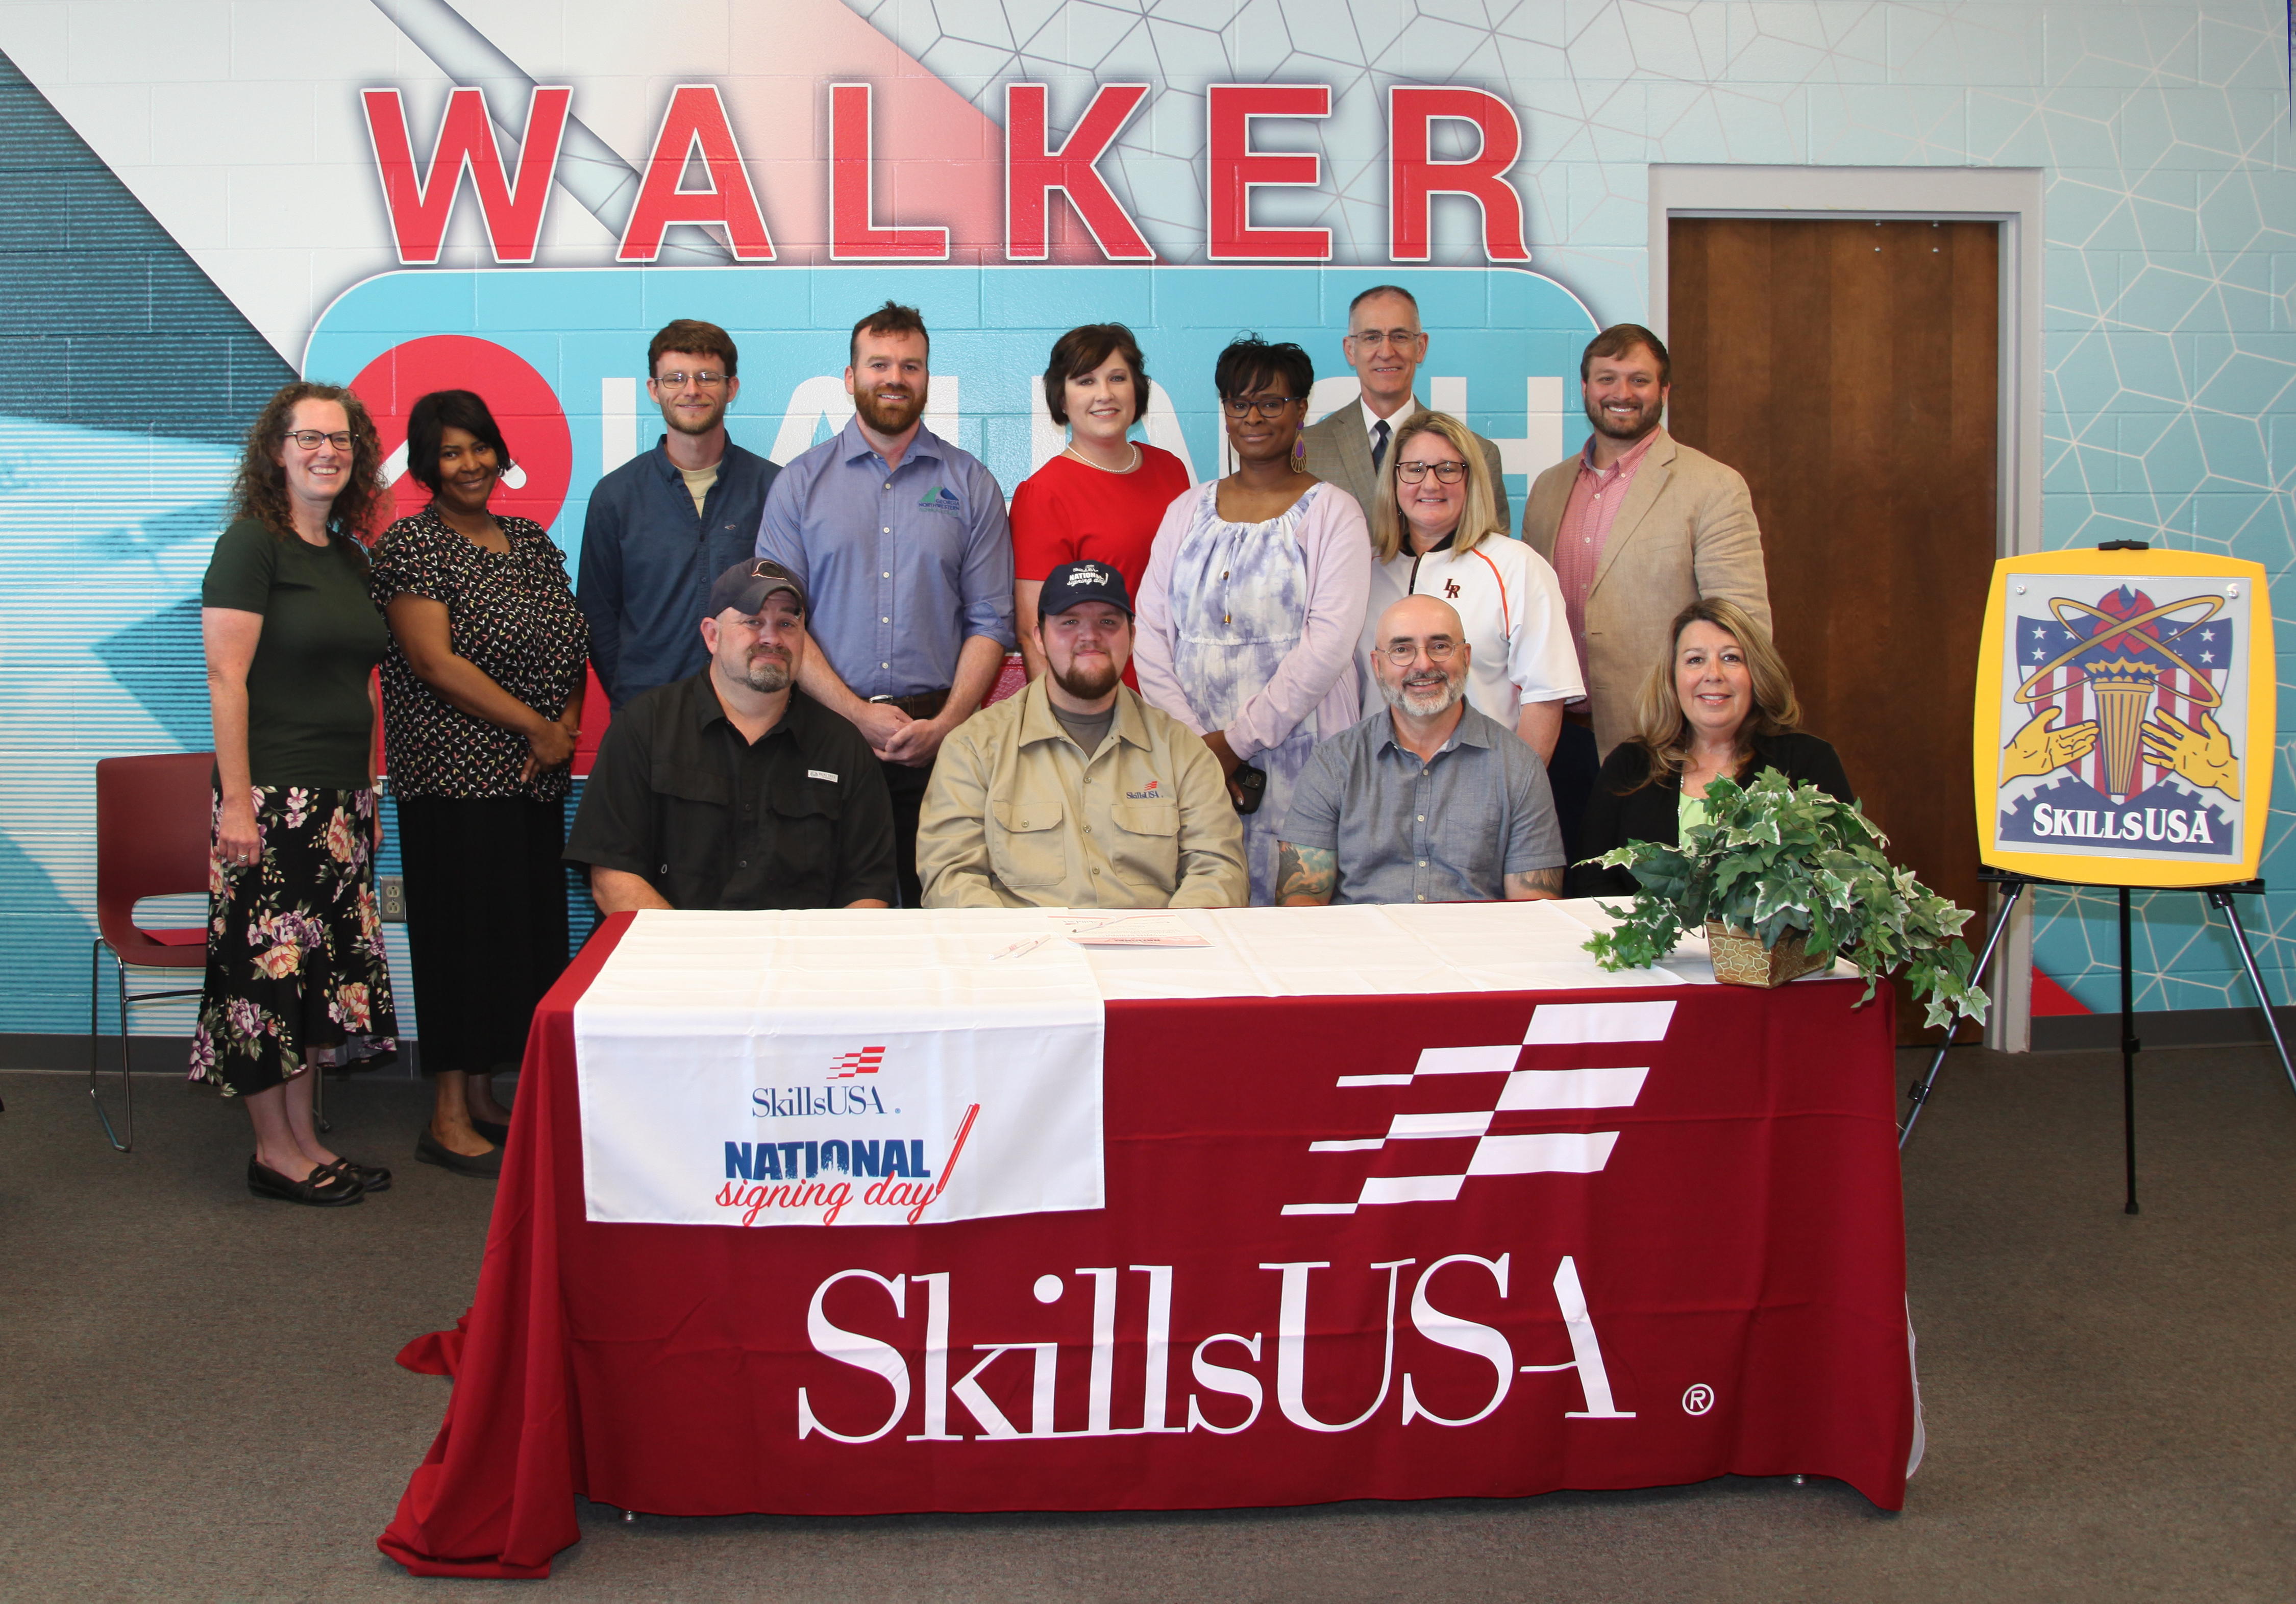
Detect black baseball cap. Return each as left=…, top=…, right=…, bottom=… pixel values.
left=707, top=558, right=806, bottom=620
left=1037, top=559, right=1133, bottom=619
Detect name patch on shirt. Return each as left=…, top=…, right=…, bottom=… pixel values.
left=918, top=485, right=963, bottom=517
left=808, top=769, right=840, bottom=783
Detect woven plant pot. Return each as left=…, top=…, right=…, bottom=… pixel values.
left=1705, top=920, right=1830, bottom=989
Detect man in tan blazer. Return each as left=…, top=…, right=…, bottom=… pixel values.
left=1522, top=324, right=1770, bottom=757
left=1300, top=284, right=1509, bottom=534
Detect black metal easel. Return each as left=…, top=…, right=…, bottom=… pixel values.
left=1899, top=869, right=2296, bottom=1213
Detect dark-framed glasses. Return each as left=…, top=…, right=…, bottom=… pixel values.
left=656, top=371, right=729, bottom=390
left=1221, top=395, right=1298, bottom=421
left=1396, top=459, right=1468, bottom=484
left=1381, top=638, right=1460, bottom=664
left=282, top=429, right=353, bottom=450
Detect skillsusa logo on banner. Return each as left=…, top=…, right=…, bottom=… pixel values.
left=718, top=1044, right=981, bottom=1225
left=572, top=914, right=1106, bottom=1228
left=792, top=1000, right=1673, bottom=1446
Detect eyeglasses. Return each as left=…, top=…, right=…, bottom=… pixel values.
left=1396, top=459, right=1468, bottom=483
left=1221, top=395, right=1299, bottom=420
left=655, top=371, right=729, bottom=390
left=282, top=430, right=353, bottom=450
left=1380, top=639, right=1460, bottom=664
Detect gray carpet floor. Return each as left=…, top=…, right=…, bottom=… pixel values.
left=2, top=1044, right=2290, bottom=1602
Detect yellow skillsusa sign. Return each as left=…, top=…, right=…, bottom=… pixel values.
left=1974, top=550, right=2275, bottom=887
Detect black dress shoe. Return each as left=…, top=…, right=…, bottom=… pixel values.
left=416, top=1126, right=504, bottom=1178
left=248, top=1156, right=365, bottom=1206
left=470, top=1118, right=511, bottom=1148
left=320, top=1156, right=392, bottom=1193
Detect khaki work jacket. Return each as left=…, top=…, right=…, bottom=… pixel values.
left=917, top=679, right=1248, bottom=909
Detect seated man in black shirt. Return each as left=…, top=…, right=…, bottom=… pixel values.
left=566, top=559, right=897, bottom=910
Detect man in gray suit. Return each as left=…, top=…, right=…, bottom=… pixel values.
left=1522, top=324, right=1771, bottom=757
left=1299, top=284, right=1510, bottom=534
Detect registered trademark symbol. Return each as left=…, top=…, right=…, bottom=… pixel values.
left=1682, top=1384, right=1715, bottom=1416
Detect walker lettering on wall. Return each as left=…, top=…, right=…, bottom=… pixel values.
left=357, top=80, right=1537, bottom=267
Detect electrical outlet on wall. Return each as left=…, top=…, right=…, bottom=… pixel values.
left=379, top=875, right=406, bottom=923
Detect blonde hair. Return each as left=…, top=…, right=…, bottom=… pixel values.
left=1369, top=411, right=1502, bottom=563
left=1622, top=597, right=1801, bottom=790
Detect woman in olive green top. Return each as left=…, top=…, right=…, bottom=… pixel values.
left=192, top=382, right=401, bottom=1207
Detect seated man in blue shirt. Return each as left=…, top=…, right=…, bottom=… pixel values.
left=578, top=319, right=780, bottom=709
left=1276, top=595, right=1565, bottom=906
left=755, top=301, right=1016, bottom=905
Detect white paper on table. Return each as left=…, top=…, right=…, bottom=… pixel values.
left=1079, top=902, right=1684, bottom=999
left=1051, top=912, right=1212, bottom=947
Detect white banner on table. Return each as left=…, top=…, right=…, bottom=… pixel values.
left=574, top=909, right=1105, bottom=1227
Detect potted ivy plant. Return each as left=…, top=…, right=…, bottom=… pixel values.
left=1581, top=770, right=1990, bottom=1030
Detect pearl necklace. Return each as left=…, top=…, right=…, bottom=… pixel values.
left=1065, top=441, right=1141, bottom=474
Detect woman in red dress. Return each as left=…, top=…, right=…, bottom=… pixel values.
left=1009, top=323, right=1193, bottom=685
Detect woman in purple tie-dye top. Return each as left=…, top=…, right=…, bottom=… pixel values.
left=1135, top=337, right=1372, bottom=905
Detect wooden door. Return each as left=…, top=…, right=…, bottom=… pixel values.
left=1669, top=218, right=1998, bottom=1044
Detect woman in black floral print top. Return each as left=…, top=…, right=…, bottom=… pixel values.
left=371, top=389, right=589, bottom=1178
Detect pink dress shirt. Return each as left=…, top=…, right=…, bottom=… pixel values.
left=1550, top=429, right=1662, bottom=688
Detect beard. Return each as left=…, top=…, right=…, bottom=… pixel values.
left=1051, top=653, right=1122, bottom=702
left=1377, top=668, right=1465, bottom=719
left=1584, top=392, right=1662, bottom=443
left=855, top=379, right=928, bottom=436
left=737, top=650, right=793, bottom=694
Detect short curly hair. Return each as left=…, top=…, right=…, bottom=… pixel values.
left=230, top=381, right=389, bottom=550
left=1213, top=334, right=1313, bottom=404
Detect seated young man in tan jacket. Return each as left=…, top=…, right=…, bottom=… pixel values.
left=917, top=560, right=1248, bottom=908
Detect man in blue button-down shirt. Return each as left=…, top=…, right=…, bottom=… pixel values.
left=757, top=301, right=1016, bottom=904
left=579, top=319, right=780, bottom=709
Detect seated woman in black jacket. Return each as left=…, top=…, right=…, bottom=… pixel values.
left=1571, top=597, right=1854, bottom=898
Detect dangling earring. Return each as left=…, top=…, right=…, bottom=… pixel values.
left=1291, top=437, right=1306, bottom=473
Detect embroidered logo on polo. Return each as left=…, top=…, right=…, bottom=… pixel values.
left=919, top=485, right=963, bottom=516
left=1281, top=1000, right=1671, bottom=1216
left=1123, top=779, right=1167, bottom=800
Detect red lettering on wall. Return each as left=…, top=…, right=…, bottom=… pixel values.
left=615, top=84, right=777, bottom=263
left=1004, top=83, right=1154, bottom=262
left=1204, top=85, right=1332, bottom=261
left=830, top=83, right=950, bottom=260
left=1387, top=87, right=1530, bottom=263
left=361, top=86, right=570, bottom=265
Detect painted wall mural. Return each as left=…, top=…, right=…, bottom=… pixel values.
left=1, top=0, right=2292, bottom=1033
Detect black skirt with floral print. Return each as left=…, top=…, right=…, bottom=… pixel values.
left=189, top=782, right=399, bottom=1098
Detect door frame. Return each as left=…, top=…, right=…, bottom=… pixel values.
left=1646, top=164, right=2045, bottom=1051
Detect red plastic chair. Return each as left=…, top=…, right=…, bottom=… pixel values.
left=90, top=753, right=215, bottom=1151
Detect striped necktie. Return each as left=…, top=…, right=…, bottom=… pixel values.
left=1370, top=417, right=1390, bottom=474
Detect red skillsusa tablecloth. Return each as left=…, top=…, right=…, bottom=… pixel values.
left=380, top=913, right=1913, bottom=1578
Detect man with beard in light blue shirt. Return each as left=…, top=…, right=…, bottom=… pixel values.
left=756, top=301, right=1016, bottom=905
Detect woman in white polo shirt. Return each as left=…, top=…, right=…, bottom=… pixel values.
left=1359, top=411, right=1582, bottom=759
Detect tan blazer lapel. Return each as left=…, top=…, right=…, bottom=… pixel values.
left=1332, top=411, right=1377, bottom=510
left=1587, top=430, right=1677, bottom=600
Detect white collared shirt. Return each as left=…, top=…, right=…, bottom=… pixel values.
left=1359, top=393, right=1420, bottom=454
left=1358, top=533, right=1585, bottom=731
